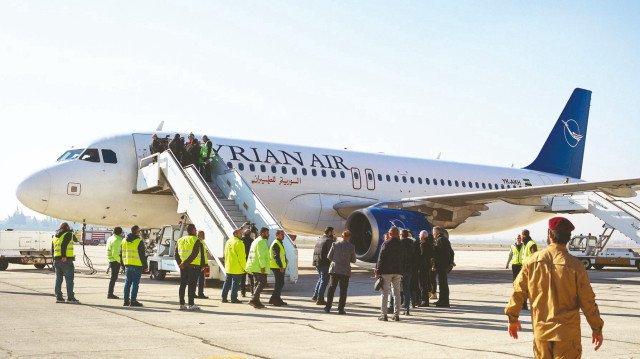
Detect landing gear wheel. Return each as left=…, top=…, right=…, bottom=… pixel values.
left=580, top=258, right=592, bottom=270
left=34, top=263, right=46, bottom=269
left=0, top=260, right=8, bottom=271
left=151, top=264, right=167, bottom=280
left=593, top=264, right=605, bottom=270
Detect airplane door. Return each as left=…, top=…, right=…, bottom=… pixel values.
left=351, top=168, right=362, bottom=190
left=365, top=168, right=375, bottom=190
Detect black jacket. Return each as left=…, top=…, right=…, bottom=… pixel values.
left=150, top=139, right=164, bottom=154
left=418, top=235, right=436, bottom=270
left=376, top=237, right=405, bottom=275
left=312, top=235, right=334, bottom=267
left=400, top=237, right=417, bottom=274
left=52, top=228, right=77, bottom=260
left=433, top=234, right=454, bottom=269
left=120, top=233, right=148, bottom=270
left=241, top=235, right=253, bottom=260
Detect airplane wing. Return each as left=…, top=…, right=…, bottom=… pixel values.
left=334, top=177, right=640, bottom=228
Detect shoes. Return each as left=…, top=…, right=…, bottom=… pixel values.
left=257, top=302, right=266, bottom=309
left=323, top=307, right=330, bottom=313
left=123, top=301, right=130, bottom=306
left=179, top=304, right=187, bottom=310
left=221, top=298, right=229, bottom=303
left=187, top=305, right=200, bottom=311
left=392, top=314, right=400, bottom=321
left=412, top=303, right=417, bottom=308
left=56, top=297, right=65, bottom=303
left=197, top=294, right=208, bottom=299
left=107, top=294, right=119, bottom=299
left=403, top=309, right=410, bottom=316
left=418, top=301, right=430, bottom=307
left=230, top=299, right=243, bottom=304
left=435, top=302, right=450, bottom=308
left=430, top=293, right=438, bottom=300
left=241, top=292, right=246, bottom=297
left=338, top=309, right=347, bottom=315
left=378, top=315, right=388, bottom=321
left=387, top=307, right=394, bottom=314
left=67, top=298, right=80, bottom=304
left=130, top=301, right=143, bottom=307
left=312, top=294, right=318, bottom=302
left=249, top=300, right=260, bottom=309
left=316, top=299, right=327, bottom=305
left=279, top=301, right=288, bottom=306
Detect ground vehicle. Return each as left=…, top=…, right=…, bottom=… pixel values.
left=0, top=230, right=54, bottom=270
left=81, top=229, right=112, bottom=245
left=146, top=224, right=225, bottom=281
left=568, top=232, right=640, bottom=271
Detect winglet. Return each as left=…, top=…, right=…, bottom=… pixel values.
left=156, top=121, right=164, bottom=131
left=524, top=88, right=591, bottom=179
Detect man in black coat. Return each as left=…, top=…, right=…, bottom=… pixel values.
left=375, top=226, right=405, bottom=321
left=240, top=228, right=254, bottom=297
left=312, top=227, right=335, bottom=305
left=432, top=226, right=454, bottom=307
left=418, top=230, right=435, bottom=307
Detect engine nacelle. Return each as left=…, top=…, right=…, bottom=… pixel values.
left=346, top=207, right=432, bottom=263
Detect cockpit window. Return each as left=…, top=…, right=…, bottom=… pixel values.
left=101, top=149, right=118, bottom=164
left=79, top=148, right=100, bottom=163
left=57, top=149, right=84, bottom=162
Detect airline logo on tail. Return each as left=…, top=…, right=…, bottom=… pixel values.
left=562, top=119, right=583, bottom=148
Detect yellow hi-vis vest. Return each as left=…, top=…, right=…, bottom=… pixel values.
left=53, top=231, right=74, bottom=258
left=201, top=140, right=214, bottom=159
left=177, top=235, right=201, bottom=266
left=121, top=237, right=143, bottom=266
left=510, top=244, right=523, bottom=265
left=200, top=239, right=208, bottom=266
left=522, top=240, right=537, bottom=263
left=269, top=240, right=286, bottom=269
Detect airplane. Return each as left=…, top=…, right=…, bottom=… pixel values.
left=16, top=88, right=640, bottom=262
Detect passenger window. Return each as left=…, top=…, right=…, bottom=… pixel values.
left=340, top=171, right=345, bottom=178
left=402, top=176, right=407, bottom=183
left=249, top=164, right=256, bottom=172
left=461, top=181, right=466, bottom=188
left=488, top=183, right=492, bottom=189
left=331, top=170, right=336, bottom=178
left=80, top=148, right=100, bottom=163
left=426, top=178, right=431, bottom=185
left=440, top=179, right=445, bottom=186
left=353, top=171, right=359, bottom=180
left=394, top=175, right=399, bottom=183
left=312, top=169, right=317, bottom=176
left=410, top=177, right=415, bottom=184
left=227, top=162, right=233, bottom=169
left=455, top=180, right=459, bottom=187
left=238, top=163, right=245, bottom=171
left=447, top=180, right=452, bottom=186
left=260, top=164, right=266, bottom=173
left=368, top=173, right=373, bottom=181
left=386, top=175, right=391, bottom=182
left=271, top=165, right=277, bottom=174
left=321, top=169, right=327, bottom=177
left=292, top=167, right=297, bottom=175
left=501, top=184, right=505, bottom=189
left=475, top=182, right=479, bottom=189
left=378, top=174, right=382, bottom=181
left=418, top=178, right=422, bottom=184
left=101, top=149, right=117, bottom=164
left=302, top=168, right=308, bottom=176
left=281, top=166, right=287, bottom=174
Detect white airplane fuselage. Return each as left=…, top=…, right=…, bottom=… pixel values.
left=17, top=133, right=566, bottom=235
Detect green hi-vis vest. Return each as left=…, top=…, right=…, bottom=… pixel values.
left=177, top=235, right=201, bottom=266
left=53, top=231, right=74, bottom=258
left=121, top=238, right=143, bottom=266
left=269, top=240, right=286, bottom=269
left=510, top=244, right=523, bottom=265
left=201, top=140, right=214, bottom=159
left=522, top=240, right=537, bottom=263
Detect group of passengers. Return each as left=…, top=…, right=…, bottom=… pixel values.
left=150, top=133, right=215, bottom=181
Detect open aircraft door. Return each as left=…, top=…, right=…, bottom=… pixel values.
left=365, top=168, right=375, bottom=190
left=351, top=168, right=362, bottom=190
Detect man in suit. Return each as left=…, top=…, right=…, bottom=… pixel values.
left=323, top=230, right=357, bottom=315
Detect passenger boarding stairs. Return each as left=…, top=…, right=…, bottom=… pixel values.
left=541, top=191, right=640, bottom=247
left=136, top=151, right=298, bottom=283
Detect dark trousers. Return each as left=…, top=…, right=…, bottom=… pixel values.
left=430, top=268, right=437, bottom=294
left=402, top=272, right=413, bottom=309
left=252, top=272, right=267, bottom=303
left=179, top=267, right=199, bottom=306
left=54, top=259, right=74, bottom=299
left=410, top=269, right=420, bottom=305
left=325, top=274, right=349, bottom=311
left=241, top=272, right=254, bottom=295
left=314, top=265, right=330, bottom=299
left=108, top=261, right=120, bottom=296
left=418, top=269, right=431, bottom=304
left=436, top=266, right=449, bottom=304
left=511, top=264, right=527, bottom=308
left=203, top=162, right=212, bottom=182
left=197, top=269, right=205, bottom=296
left=270, top=268, right=285, bottom=301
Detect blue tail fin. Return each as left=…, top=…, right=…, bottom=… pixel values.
left=524, top=88, right=591, bottom=179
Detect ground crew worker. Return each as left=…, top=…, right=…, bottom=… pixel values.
left=221, top=228, right=246, bottom=303
left=106, top=227, right=124, bottom=299
left=175, top=224, right=204, bottom=310
left=201, top=135, right=214, bottom=182
left=506, top=217, right=604, bottom=358
left=52, top=222, right=80, bottom=303
left=506, top=234, right=526, bottom=310
left=120, top=225, right=148, bottom=307
left=196, top=231, right=208, bottom=299
left=521, top=229, right=538, bottom=262
left=246, top=227, right=270, bottom=309
left=269, top=229, right=288, bottom=306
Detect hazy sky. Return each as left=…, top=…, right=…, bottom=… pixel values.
left=1, top=1, right=639, bottom=243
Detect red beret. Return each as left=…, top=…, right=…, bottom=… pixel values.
left=548, top=217, right=575, bottom=234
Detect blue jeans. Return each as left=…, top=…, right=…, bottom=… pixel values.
left=270, top=268, right=285, bottom=301
left=221, top=273, right=242, bottom=301
left=54, top=259, right=74, bottom=298
left=313, top=265, right=329, bottom=300
left=124, top=266, right=143, bottom=302
left=402, top=272, right=413, bottom=309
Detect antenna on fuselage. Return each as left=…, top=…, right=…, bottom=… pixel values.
left=156, top=121, right=165, bottom=131
left=436, top=152, right=441, bottom=160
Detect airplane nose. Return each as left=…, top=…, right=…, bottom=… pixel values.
left=16, top=170, right=51, bottom=214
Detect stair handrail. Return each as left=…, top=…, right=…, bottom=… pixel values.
left=593, top=192, right=640, bottom=222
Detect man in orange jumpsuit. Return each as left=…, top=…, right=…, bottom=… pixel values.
left=505, top=217, right=604, bottom=358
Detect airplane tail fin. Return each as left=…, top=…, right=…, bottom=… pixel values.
left=524, top=88, right=591, bottom=179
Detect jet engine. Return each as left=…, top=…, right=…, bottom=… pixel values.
left=346, top=207, right=432, bottom=263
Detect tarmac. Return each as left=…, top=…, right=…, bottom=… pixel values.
left=1, top=245, right=639, bottom=359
